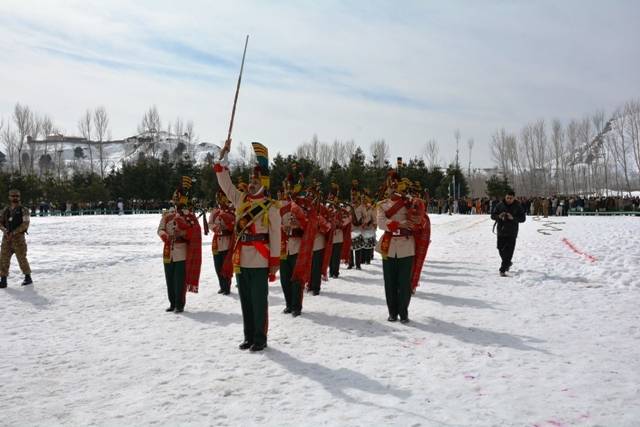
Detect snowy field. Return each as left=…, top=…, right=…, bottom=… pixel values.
left=1, top=213, right=639, bottom=426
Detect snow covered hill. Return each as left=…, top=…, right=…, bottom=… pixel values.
left=1, top=214, right=639, bottom=426
left=33, top=133, right=221, bottom=171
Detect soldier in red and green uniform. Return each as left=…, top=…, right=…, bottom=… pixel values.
left=327, top=184, right=351, bottom=279
left=215, top=140, right=281, bottom=352
left=279, top=172, right=307, bottom=316
left=307, top=183, right=332, bottom=295
left=157, top=177, right=202, bottom=313
left=376, top=173, right=421, bottom=323
left=208, top=190, right=234, bottom=295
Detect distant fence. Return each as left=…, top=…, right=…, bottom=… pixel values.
left=33, top=209, right=164, bottom=216
left=28, top=208, right=640, bottom=217
left=568, top=210, right=639, bottom=216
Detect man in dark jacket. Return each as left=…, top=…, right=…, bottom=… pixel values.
left=491, top=191, right=526, bottom=276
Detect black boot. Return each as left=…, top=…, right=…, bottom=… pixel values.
left=21, top=275, right=33, bottom=286
left=0, top=276, right=6, bottom=289
left=239, top=341, right=252, bottom=350
left=249, top=343, right=267, bottom=352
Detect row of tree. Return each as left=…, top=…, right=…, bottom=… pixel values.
left=490, top=98, right=640, bottom=196
left=0, top=147, right=474, bottom=208
left=4, top=97, right=638, bottom=202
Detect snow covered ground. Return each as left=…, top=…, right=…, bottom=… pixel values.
left=1, top=214, right=639, bottom=426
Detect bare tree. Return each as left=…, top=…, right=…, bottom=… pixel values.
left=78, top=109, right=94, bottom=173
left=520, top=123, right=536, bottom=194
left=309, top=134, right=319, bottom=164
left=41, top=115, right=54, bottom=154
left=329, top=140, right=341, bottom=166
left=181, top=120, right=194, bottom=160
left=318, top=143, right=333, bottom=170
left=467, top=138, right=474, bottom=177
left=2, top=122, right=17, bottom=172
left=369, top=139, right=389, bottom=168
left=37, top=116, right=55, bottom=176
left=232, top=140, right=255, bottom=168
left=591, top=110, right=606, bottom=194
left=423, top=138, right=440, bottom=170
left=337, top=140, right=356, bottom=166
left=13, top=103, right=34, bottom=174
left=565, top=119, right=579, bottom=194
left=608, top=108, right=631, bottom=194
left=28, top=114, right=43, bottom=174
left=491, top=129, right=510, bottom=176
left=626, top=100, right=640, bottom=186
left=138, top=105, right=161, bottom=134
left=490, top=128, right=520, bottom=191
left=550, top=119, right=565, bottom=194
left=138, top=105, right=162, bottom=158
left=94, top=106, right=110, bottom=178
left=577, top=117, right=594, bottom=194
left=454, top=129, right=461, bottom=167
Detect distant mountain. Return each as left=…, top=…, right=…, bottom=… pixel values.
left=28, top=131, right=222, bottom=171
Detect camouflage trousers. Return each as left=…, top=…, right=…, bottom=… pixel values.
left=0, top=233, right=31, bottom=277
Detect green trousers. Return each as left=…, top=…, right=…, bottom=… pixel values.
left=310, top=249, right=324, bottom=293
left=382, top=256, right=414, bottom=320
left=329, top=243, right=342, bottom=277
left=163, top=261, right=185, bottom=310
left=280, top=254, right=303, bottom=312
left=213, top=250, right=231, bottom=293
left=238, top=267, right=269, bottom=346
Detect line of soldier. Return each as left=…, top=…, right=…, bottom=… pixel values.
left=158, top=141, right=431, bottom=352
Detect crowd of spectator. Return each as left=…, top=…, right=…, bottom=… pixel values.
left=428, top=195, right=640, bottom=216
left=27, top=199, right=174, bottom=216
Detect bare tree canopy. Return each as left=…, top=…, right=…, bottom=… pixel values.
left=94, top=106, right=110, bottom=178
left=369, top=139, right=389, bottom=168
left=423, top=139, right=440, bottom=169
left=13, top=103, right=33, bottom=174
left=78, top=109, right=94, bottom=173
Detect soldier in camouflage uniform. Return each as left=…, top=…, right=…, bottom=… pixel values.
left=0, top=189, right=32, bottom=288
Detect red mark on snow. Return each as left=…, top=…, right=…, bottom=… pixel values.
left=546, top=421, right=564, bottom=427
left=464, top=375, right=476, bottom=380
left=561, top=238, right=597, bottom=263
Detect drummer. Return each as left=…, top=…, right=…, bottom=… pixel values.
left=361, top=191, right=377, bottom=264
left=348, top=182, right=366, bottom=270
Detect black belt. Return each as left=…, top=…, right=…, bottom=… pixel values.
left=216, top=231, right=232, bottom=237
left=239, top=233, right=269, bottom=243
left=287, top=229, right=304, bottom=237
left=391, top=228, right=413, bottom=237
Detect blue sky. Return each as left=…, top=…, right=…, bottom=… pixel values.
left=0, top=0, right=638, bottom=167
